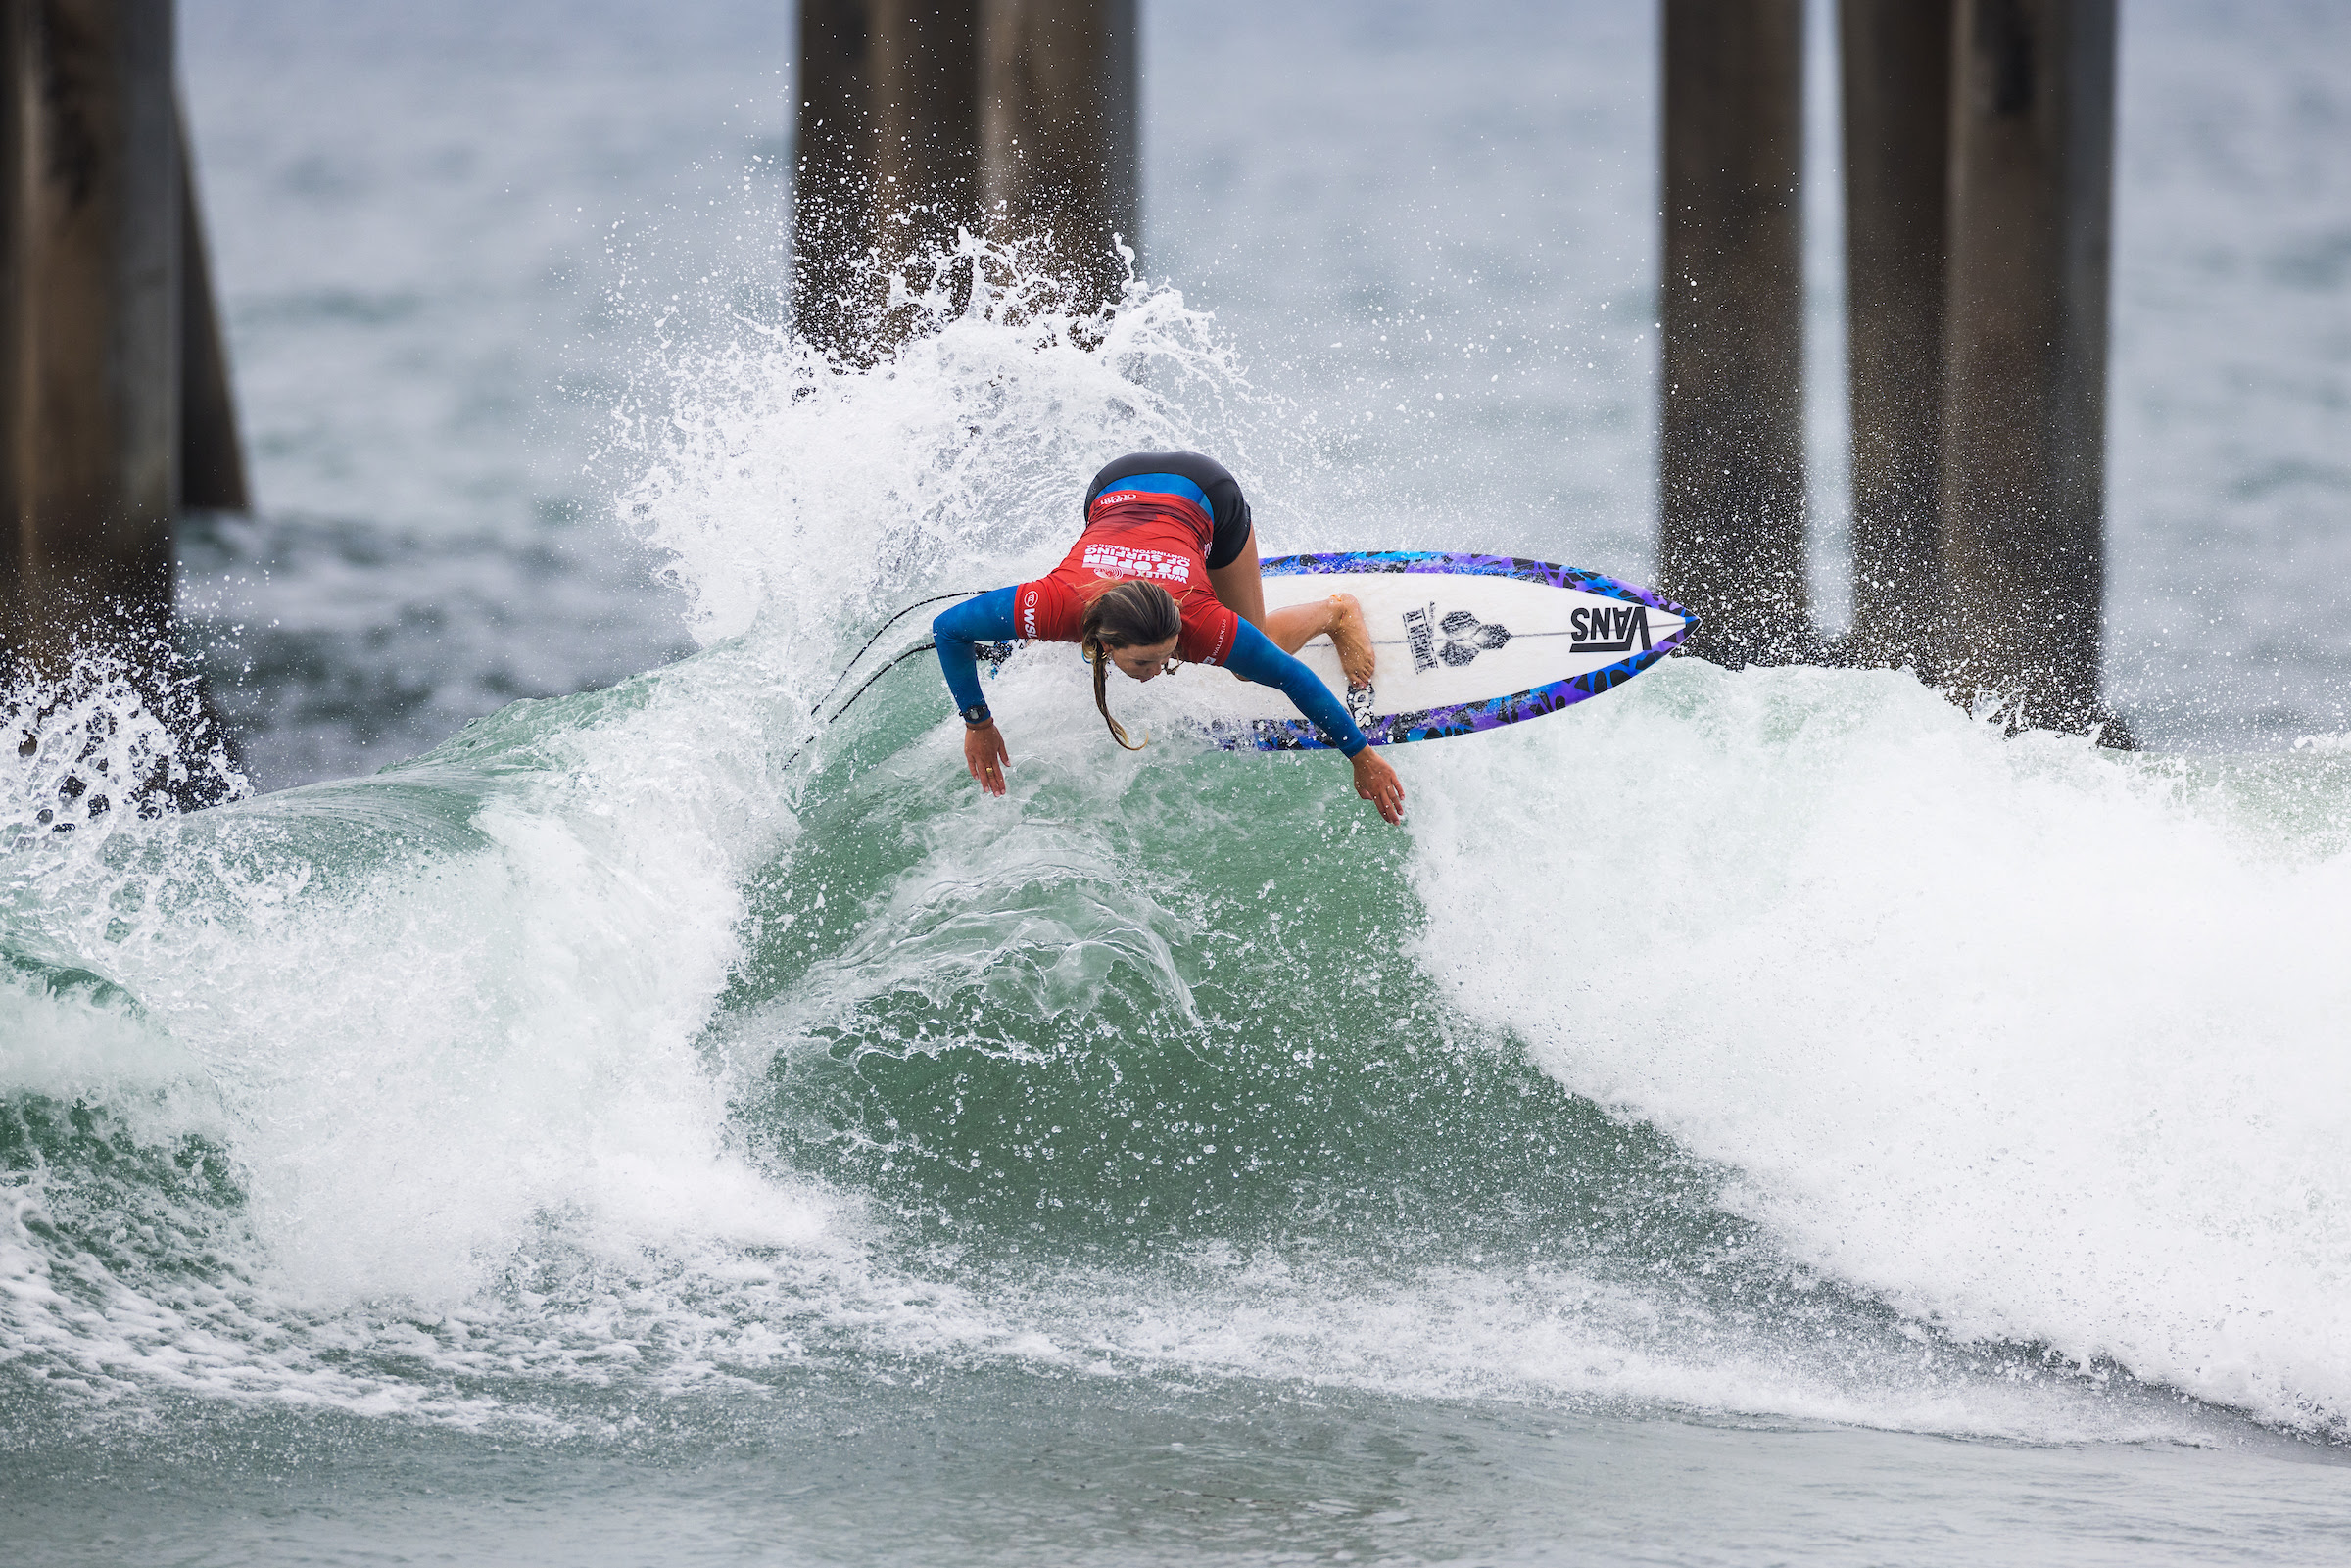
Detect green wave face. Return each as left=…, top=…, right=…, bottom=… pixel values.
left=729, top=716, right=1730, bottom=1262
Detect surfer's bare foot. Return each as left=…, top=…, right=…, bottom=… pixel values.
left=1326, top=594, right=1376, bottom=688
left=1264, top=592, right=1375, bottom=685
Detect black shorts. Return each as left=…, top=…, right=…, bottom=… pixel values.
left=1084, top=451, right=1255, bottom=569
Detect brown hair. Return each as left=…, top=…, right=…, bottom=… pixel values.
left=1079, top=580, right=1182, bottom=750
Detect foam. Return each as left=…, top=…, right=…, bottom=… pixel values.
left=0, top=667, right=860, bottom=1416
left=975, top=1250, right=2242, bottom=1447
left=0, top=253, right=1263, bottom=1423
left=1408, top=659, right=2351, bottom=1431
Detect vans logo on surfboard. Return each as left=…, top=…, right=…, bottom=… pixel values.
left=1568, top=604, right=1653, bottom=654
left=1404, top=605, right=1514, bottom=672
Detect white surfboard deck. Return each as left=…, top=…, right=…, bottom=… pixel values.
left=1196, top=552, right=1696, bottom=749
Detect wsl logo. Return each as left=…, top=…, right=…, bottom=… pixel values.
left=1568, top=603, right=1653, bottom=654
left=1404, top=605, right=1513, bottom=673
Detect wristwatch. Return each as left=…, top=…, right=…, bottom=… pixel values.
left=961, top=703, right=992, bottom=727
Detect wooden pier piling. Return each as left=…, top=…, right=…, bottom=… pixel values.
left=2, top=0, right=181, bottom=676
left=177, top=95, right=246, bottom=512
left=0, top=0, right=247, bottom=804
left=1656, top=0, right=1809, bottom=668
left=793, top=0, right=1137, bottom=358
left=978, top=0, right=1137, bottom=312
left=1839, top=0, right=1953, bottom=674
left=1938, top=0, right=2118, bottom=736
left=792, top=0, right=982, bottom=359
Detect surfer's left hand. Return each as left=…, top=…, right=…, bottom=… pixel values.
left=1351, top=749, right=1406, bottom=825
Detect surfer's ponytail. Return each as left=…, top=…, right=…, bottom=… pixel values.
left=1079, top=580, right=1182, bottom=752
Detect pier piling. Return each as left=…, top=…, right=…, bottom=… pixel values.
left=176, top=94, right=245, bottom=512
left=1656, top=0, right=1809, bottom=668
left=1937, top=0, right=2118, bottom=736
left=0, top=0, right=247, bottom=802
left=1839, top=0, right=1954, bottom=674
left=978, top=0, right=1137, bottom=312
left=793, top=0, right=1137, bottom=359
left=2, top=0, right=180, bottom=677
left=792, top=0, right=982, bottom=360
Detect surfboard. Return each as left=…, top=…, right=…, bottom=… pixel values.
left=1203, top=552, right=1697, bottom=750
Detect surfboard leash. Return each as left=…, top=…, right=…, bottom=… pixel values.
left=782, top=590, right=1010, bottom=773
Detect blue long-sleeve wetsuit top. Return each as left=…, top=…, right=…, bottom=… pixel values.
left=933, top=587, right=1371, bottom=757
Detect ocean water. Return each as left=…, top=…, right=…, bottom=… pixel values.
left=6, top=1, right=2350, bottom=1563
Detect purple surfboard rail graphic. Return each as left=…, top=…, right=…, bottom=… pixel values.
left=1229, top=550, right=1700, bottom=750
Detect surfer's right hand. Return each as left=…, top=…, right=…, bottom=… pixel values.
left=965, top=721, right=1010, bottom=796
left=1351, top=748, right=1406, bottom=826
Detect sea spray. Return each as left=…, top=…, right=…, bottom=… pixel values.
left=4, top=648, right=247, bottom=846
left=615, top=232, right=1261, bottom=659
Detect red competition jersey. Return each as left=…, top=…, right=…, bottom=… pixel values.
left=1014, top=486, right=1241, bottom=665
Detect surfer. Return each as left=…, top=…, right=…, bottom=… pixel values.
left=933, top=451, right=1408, bottom=825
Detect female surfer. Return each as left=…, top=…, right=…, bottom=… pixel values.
left=932, top=451, right=1408, bottom=825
